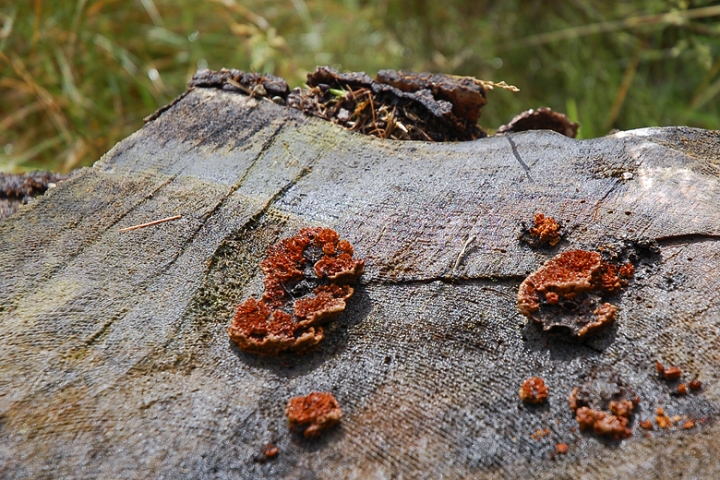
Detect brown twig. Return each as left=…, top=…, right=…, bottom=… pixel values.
left=118, top=215, right=182, bottom=233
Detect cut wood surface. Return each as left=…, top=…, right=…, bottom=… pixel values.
left=1, top=87, right=719, bottom=479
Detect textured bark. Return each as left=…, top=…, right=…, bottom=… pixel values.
left=1, top=87, right=719, bottom=479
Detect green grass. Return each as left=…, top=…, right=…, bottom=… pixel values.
left=2, top=0, right=719, bottom=172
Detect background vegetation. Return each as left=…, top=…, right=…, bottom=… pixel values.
left=2, top=0, right=719, bottom=173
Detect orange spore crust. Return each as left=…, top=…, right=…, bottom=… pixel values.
left=655, top=361, right=683, bottom=381
left=575, top=406, right=633, bottom=439
left=529, top=213, right=561, bottom=246
left=227, top=227, right=365, bottom=355
left=286, top=392, right=343, bottom=438
left=517, top=249, right=633, bottom=336
left=519, top=377, right=549, bottom=404
left=569, top=379, right=637, bottom=440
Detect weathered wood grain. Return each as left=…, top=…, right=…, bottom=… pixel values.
left=1, top=87, right=719, bottom=479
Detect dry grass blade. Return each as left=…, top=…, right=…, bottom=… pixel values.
left=604, top=48, right=642, bottom=131
left=504, top=5, right=720, bottom=49
left=118, top=215, right=182, bottom=233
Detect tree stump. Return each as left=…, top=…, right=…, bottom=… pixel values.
left=1, top=86, right=719, bottom=479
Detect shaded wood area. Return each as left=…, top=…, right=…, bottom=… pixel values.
left=1, top=86, right=719, bottom=479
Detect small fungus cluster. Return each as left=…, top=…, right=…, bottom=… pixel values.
left=227, top=227, right=365, bottom=355
left=529, top=213, right=561, bottom=247
left=655, top=361, right=702, bottom=395
left=519, top=377, right=549, bottom=404
left=517, top=249, right=634, bottom=336
left=651, top=407, right=697, bottom=430
left=569, top=387, right=637, bottom=440
left=566, top=369, right=641, bottom=440
left=286, top=392, right=343, bottom=438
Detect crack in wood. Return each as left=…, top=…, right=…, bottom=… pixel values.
left=655, top=233, right=720, bottom=246
left=506, top=135, right=533, bottom=181
left=362, top=274, right=527, bottom=288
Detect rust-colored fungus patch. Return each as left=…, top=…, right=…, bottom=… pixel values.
left=608, top=399, right=635, bottom=418
left=517, top=249, right=633, bottom=336
left=227, top=227, right=364, bottom=355
left=577, top=303, right=618, bottom=337
left=529, top=213, right=561, bottom=246
left=286, top=392, right=343, bottom=438
left=569, top=370, right=637, bottom=439
left=656, top=407, right=672, bottom=429
left=639, top=419, right=654, bottom=430
left=575, top=406, right=633, bottom=439
left=263, top=443, right=279, bottom=458
left=655, top=362, right=682, bottom=381
left=519, top=377, right=549, bottom=404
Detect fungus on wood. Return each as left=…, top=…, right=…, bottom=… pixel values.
left=519, top=377, right=549, bottom=404
left=528, top=213, right=562, bottom=247
left=656, top=361, right=682, bottom=381
left=286, top=392, right=343, bottom=438
left=227, top=227, right=364, bottom=355
left=517, top=249, right=634, bottom=337
left=568, top=369, right=638, bottom=439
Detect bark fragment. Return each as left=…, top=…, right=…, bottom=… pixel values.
left=496, top=107, right=579, bottom=138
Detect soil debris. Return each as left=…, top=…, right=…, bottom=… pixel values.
left=0, top=171, right=68, bottom=220
left=227, top=227, right=364, bottom=355
left=188, top=68, right=290, bottom=98
left=496, top=107, right=579, bottom=138
left=286, top=392, right=343, bottom=439
left=287, top=67, right=487, bottom=141
left=189, top=66, right=494, bottom=142
left=519, top=377, right=549, bottom=404
left=517, top=249, right=633, bottom=337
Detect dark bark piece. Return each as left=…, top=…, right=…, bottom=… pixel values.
left=188, top=68, right=290, bottom=98
left=0, top=171, right=68, bottom=220
left=1, top=87, right=719, bottom=480
left=289, top=66, right=487, bottom=141
left=497, top=107, right=580, bottom=138
left=375, top=69, right=487, bottom=122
